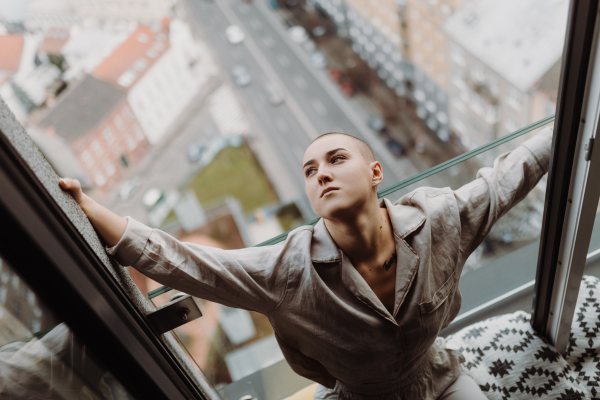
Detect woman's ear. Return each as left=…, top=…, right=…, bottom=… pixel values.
left=371, top=161, right=383, bottom=184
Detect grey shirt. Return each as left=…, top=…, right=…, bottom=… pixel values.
left=106, top=127, right=552, bottom=399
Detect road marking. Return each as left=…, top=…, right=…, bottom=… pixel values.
left=276, top=53, right=290, bottom=67
left=275, top=117, right=288, bottom=131
left=262, top=35, right=275, bottom=48
left=250, top=19, right=262, bottom=30
left=216, top=0, right=319, bottom=140
left=310, top=99, right=328, bottom=116
left=293, top=75, right=307, bottom=90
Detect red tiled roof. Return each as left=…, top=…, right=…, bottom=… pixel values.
left=39, top=28, right=69, bottom=55
left=0, top=35, right=24, bottom=72
left=92, top=23, right=170, bottom=90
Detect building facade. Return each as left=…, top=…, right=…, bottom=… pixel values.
left=37, top=74, right=150, bottom=190
left=443, top=0, right=567, bottom=154
left=93, top=19, right=215, bottom=144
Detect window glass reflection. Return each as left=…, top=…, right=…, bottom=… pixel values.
left=0, top=256, right=135, bottom=399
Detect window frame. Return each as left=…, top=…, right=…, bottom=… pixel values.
left=0, top=130, right=207, bottom=399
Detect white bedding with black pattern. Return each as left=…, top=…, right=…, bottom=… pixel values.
left=445, top=275, right=600, bottom=399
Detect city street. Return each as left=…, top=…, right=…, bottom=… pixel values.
left=187, top=0, right=423, bottom=206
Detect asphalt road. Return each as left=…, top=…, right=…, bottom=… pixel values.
left=187, top=0, right=419, bottom=220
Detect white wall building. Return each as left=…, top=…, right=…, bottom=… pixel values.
left=93, top=18, right=217, bottom=144
left=443, top=0, right=568, bottom=153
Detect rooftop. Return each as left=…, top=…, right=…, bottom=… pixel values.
left=443, top=0, right=569, bottom=92
left=92, top=22, right=170, bottom=90
left=0, top=35, right=25, bottom=73
left=39, top=28, right=70, bottom=54
left=37, top=74, right=125, bottom=144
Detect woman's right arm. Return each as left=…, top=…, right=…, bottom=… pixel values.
left=59, top=178, right=127, bottom=247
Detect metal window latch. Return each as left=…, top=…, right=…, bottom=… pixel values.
left=585, top=137, right=595, bottom=161
left=146, top=293, right=202, bottom=335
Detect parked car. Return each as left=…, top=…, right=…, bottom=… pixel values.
left=367, top=116, right=385, bottom=132
left=263, top=83, right=284, bottom=105
left=118, top=177, right=141, bottom=201
left=231, top=65, right=251, bottom=86
left=386, top=137, right=406, bottom=158
left=143, top=188, right=166, bottom=210
left=225, top=25, right=245, bottom=44
left=288, top=26, right=308, bottom=44
left=187, top=142, right=206, bottom=163
left=310, top=51, right=328, bottom=69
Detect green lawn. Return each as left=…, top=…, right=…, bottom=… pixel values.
left=188, top=145, right=278, bottom=214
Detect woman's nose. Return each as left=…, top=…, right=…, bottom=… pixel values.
left=317, top=168, right=332, bottom=184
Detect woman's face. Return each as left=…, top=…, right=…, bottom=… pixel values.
left=303, top=134, right=381, bottom=220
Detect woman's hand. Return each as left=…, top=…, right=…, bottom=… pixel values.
left=58, top=177, right=128, bottom=247
left=59, top=177, right=85, bottom=206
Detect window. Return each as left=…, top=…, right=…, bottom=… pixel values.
left=126, top=135, right=137, bottom=150
left=507, top=87, right=523, bottom=110
left=94, top=171, right=106, bottom=187
left=470, top=90, right=484, bottom=115
left=91, top=140, right=102, bottom=155
left=104, top=160, right=116, bottom=176
left=103, top=127, right=114, bottom=142
left=450, top=43, right=465, bottom=66
left=134, top=125, right=145, bottom=142
left=80, top=150, right=93, bottom=166
left=114, top=115, right=125, bottom=131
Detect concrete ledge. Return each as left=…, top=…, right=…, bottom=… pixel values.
left=0, top=95, right=220, bottom=400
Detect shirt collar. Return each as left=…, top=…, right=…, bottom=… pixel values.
left=310, top=197, right=426, bottom=263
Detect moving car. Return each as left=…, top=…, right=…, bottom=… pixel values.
left=143, top=188, right=166, bottom=210
left=263, top=83, right=284, bottom=105
left=225, top=25, right=245, bottom=44
left=367, top=116, right=385, bottom=133
left=231, top=65, right=252, bottom=86
left=310, top=51, right=328, bottom=69
left=118, top=177, right=141, bottom=201
left=287, top=26, right=308, bottom=44
left=187, top=142, right=206, bottom=163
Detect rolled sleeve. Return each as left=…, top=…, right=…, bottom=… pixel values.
left=453, top=126, right=553, bottom=257
left=105, top=216, right=152, bottom=267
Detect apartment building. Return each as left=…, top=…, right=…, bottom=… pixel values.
left=443, top=0, right=568, bottom=153
left=311, top=0, right=453, bottom=142
left=36, top=74, right=150, bottom=190
left=92, top=18, right=214, bottom=144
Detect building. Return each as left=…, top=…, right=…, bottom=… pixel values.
left=0, top=33, right=62, bottom=123
left=36, top=74, right=150, bottom=190
left=311, top=0, right=453, bottom=142
left=24, top=0, right=174, bottom=31
left=93, top=18, right=215, bottom=144
left=72, top=0, right=176, bottom=25
left=443, top=0, right=568, bottom=152
left=23, top=0, right=80, bottom=32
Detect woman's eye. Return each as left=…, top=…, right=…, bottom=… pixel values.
left=332, top=156, right=344, bottom=163
left=305, top=168, right=314, bottom=177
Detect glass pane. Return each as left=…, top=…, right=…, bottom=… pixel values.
left=0, top=255, right=136, bottom=399
left=584, top=197, right=600, bottom=277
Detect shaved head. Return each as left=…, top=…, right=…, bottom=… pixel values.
left=311, top=132, right=375, bottom=164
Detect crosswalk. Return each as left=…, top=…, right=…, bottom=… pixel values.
left=208, top=85, right=251, bottom=137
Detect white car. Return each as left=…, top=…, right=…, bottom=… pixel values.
left=287, top=26, right=308, bottom=44
left=225, top=25, right=245, bottom=44
left=263, top=83, right=284, bottom=105
left=118, top=178, right=141, bottom=201
left=143, top=188, right=166, bottom=210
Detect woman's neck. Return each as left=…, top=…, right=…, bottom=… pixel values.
left=324, top=203, right=395, bottom=265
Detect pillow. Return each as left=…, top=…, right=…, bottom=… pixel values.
left=445, top=311, right=589, bottom=399
left=565, top=275, right=600, bottom=399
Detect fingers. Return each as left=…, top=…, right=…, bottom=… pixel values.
left=59, top=177, right=81, bottom=191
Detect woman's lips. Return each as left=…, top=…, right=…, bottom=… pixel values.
left=321, top=187, right=339, bottom=198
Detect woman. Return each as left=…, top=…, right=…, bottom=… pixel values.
left=60, top=127, right=553, bottom=399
